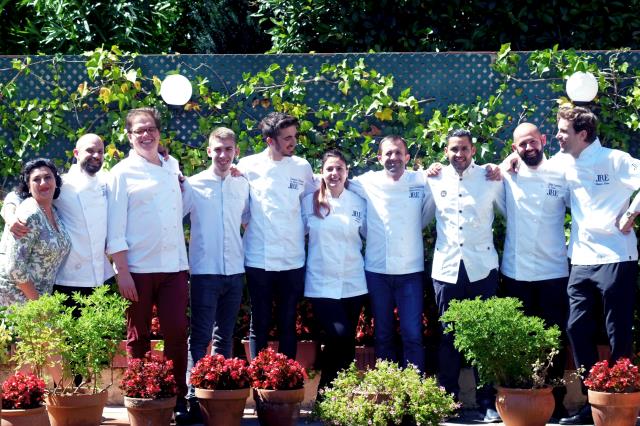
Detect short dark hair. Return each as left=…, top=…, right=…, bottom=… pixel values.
left=259, top=112, right=299, bottom=140
left=16, top=158, right=62, bottom=200
left=377, top=135, right=409, bottom=155
left=557, top=106, right=598, bottom=143
left=446, top=129, right=473, bottom=144
left=126, top=107, right=162, bottom=132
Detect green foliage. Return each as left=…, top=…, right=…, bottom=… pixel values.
left=7, top=289, right=129, bottom=393
left=441, top=297, right=561, bottom=389
left=314, top=361, right=458, bottom=426
left=177, top=0, right=270, bottom=54
left=61, top=286, right=130, bottom=394
left=7, top=293, right=72, bottom=380
left=253, top=0, right=640, bottom=53
left=0, top=0, right=182, bottom=54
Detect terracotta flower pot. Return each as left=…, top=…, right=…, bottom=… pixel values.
left=195, top=387, right=249, bottom=426
left=123, top=395, right=177, bottom=426
left=44, top=389, right=108, bottom=426
left=1, top=405, right=49, bottom=426
left=496, top=386, right=554, bottom=426
left=588, top=389, right=640, bottom=426
left=253, top=387, right=305, bottom=426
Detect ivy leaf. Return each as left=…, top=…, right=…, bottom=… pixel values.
left=375, top=107, right=393, bottom=121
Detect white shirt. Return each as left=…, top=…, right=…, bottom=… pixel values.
left=182, top=168, right=250, bottom=275
left=54, top=165, right=114, bottom=287
left=501, top=157, right=570, bottom=281
left=564, top=139, right=640, bottom=265
left=106, top=151, right=188, bottom=273
left=237, top=150, right=315, bottom=271
left=427, top=162, right=505, bottom=283
left=302, top=189, right=367, bottom=299
left=349, top=169, right=433, bottom=275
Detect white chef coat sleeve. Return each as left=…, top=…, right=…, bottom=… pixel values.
left=181, top=180, right=194, bottom=217
left=359, top=200, right=367, bottom=239
left=347, top=176, right=365, bottom=198
left=493, top=180, right=507, bottom=217
left=1, top=191, right=22, bottom=222
left=106, top=171, right=129, bottom=255
left=301, top=194, right=313, bottom=234
left=616, top=153, right=640, bottom=190
left=422, top=181, right=436, bottom=228
left=302, top=163, right=317, bottom=198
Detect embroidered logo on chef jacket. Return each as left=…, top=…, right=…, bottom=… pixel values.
left=99, top=183, right=107, bottom=197
left=352, top=210, right=363, bottom=222
left=408, top=185, right=424, bottom=199
left=288, top=177, right=304, bottom=190
left=632, top=162, right=640, bottom=172
left=594, top=173, right=610, bottom=185
left=546, top=183, right=562, bottom=197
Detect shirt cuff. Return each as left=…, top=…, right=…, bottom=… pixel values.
left=106, top=238, right=128, bottom=255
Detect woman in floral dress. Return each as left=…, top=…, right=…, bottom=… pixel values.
left=0, top=158, right=71, bottom=305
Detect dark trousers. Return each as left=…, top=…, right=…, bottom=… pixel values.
left=433, top=262, right=497, bottom=407
left=500, top=274, right=569, bottom=405
left=566, top=261, right=637, bottom=388
left=365, top=271, right=425, bottom=371
left=246, top=266, right=304, bottom=359
left=310, top=294, right=367, bottom=391
left=186, top=273, right=244, bottom=400
left=128, top=271, right=189, bottom=398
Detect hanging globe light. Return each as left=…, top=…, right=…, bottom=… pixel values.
left=160, top=74, right=192, bottom=106
left=566, top=71, right=598, bottom=103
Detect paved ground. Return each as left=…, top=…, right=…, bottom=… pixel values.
left=101, top=406, right=583, bottom=425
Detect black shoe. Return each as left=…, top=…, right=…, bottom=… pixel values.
left=559, top=404, right=593, bottom=425
left=483, top=408, right=502, bottom=423
left=174, top=397, right=191, bottom=425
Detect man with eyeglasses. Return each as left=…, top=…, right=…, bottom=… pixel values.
left=107, top=107, right=190, bottom=422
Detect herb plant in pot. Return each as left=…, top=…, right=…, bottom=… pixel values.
left=585, top=357, right=640, bottom=426
left=249, top=348, right=306, bottom=426
left=120, top=354, right=178, bottom=426
left=440, top=297, right=561, bottom=426
left=189, top=354, right=251, bottom=426
left=1, top=372, right=48, bottom=426
left=8, top=288, right=129, bottom=426
left=315, top=360, right=458, bottom=425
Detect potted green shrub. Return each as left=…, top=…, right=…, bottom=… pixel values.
left=440, top=297, right=561, bottom=426
left=249, top=348, right=306, bottom=426
left=585, top=357, right=640, bottom=426
left=120, top=354, right=177, bottom=426
left=7, top=287, right=129, bottom=426
left=189, top=354, right=251, bottom=426
left=314, top=360, right=458, bottom=426
left=1, top=372, right=48, bottom=426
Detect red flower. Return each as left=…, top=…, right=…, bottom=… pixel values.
left=248, top=348, right=306, bottom=390
left=119, top=353, right=177, bottom=398
left=190, top=354, right=251, bottom=390
left=2, top=372, right=46, bottom=409
left=584, top=358, right=640, bottom=393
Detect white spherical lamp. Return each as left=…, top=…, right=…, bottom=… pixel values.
left=160, top=74, right=192, bottom=106
left=566, top=71, right=598, bottom=103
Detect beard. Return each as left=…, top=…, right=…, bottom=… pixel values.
left=520, top=149, right=543, bottom=167
left=81, top=157, right=102, bottom=175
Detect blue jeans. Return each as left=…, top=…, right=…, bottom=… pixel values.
left=365, top=271, right=425, bottom=371
left=246, top=266, right=304, bottom=359
left=186, top=273, right=244, bottom=399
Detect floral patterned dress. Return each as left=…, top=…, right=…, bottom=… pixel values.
left=0, top=197, right=71, bottom=306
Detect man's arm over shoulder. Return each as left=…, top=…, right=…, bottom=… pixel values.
left=106, top=169, right=129, bottom=256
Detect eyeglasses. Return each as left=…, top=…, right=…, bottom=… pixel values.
left=129, top=127, right=158, bottom=136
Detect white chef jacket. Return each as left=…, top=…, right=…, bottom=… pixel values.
left=237, top=150, right=315, bottom=271
left=0, top=191, right=23, bottom=259
left=427, top=162, right=505, bottom=284
left=564, top=139, right=640, bottom=265
left=182, top=168, right=250, bottom=275
left=501, top=156, right=570, bottom=281
left=302, top=189, right=368, bottom=299
left=106, top=150, right=188, bottom=273
left=349, top=169, right=433, bottom=275
left=54, top=165, right=114, bottom=287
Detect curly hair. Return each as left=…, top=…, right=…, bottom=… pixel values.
left=15, top=158, right=62, bottom=200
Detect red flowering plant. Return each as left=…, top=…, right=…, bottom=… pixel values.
left=584, top=358, right=640, bottom=393
left=119, top=353, right=177, bottom=398
left=249, top=348, right=306, bottom=390
left=190, top=355, right=251, bottom=390
left=1, top=372, right=46, bottom=409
